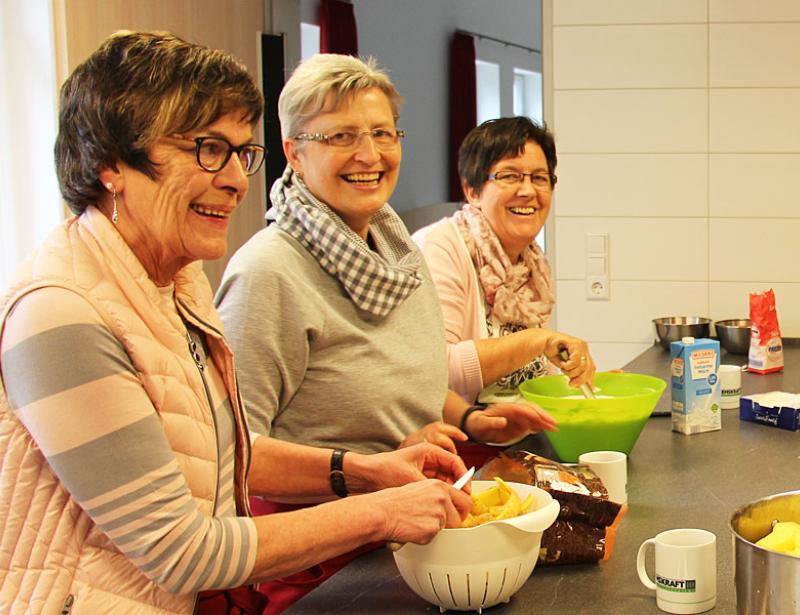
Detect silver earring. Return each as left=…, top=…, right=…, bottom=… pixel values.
left=106, top=182, right=118, bottom=225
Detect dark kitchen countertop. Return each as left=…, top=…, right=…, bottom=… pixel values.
left=286, top=342, right=800, bottom=614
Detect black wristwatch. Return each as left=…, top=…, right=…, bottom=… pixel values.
left=330, top=448, right=348, bottom=497
left=459, top=404, right=486, bottom=440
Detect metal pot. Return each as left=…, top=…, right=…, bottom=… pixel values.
left=652, top=316, right=712, bottom=350
left=730, top=490, right=800, bottom=614
left=715, top=318, right=752, bottom=355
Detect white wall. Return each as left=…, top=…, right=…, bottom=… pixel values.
left=546, top=0, right=800, bottom=370
left=0, top=1, right=62, bottom=289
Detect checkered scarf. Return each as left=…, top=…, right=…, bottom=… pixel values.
left=270, top=166, right=422, bottom=317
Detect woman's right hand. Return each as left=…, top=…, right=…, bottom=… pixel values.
left=368, top=479, right=473, bottom=544
left=544, top=332, right=596, bottom=388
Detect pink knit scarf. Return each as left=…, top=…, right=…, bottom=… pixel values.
left=454, top=203, right=555, bottom=328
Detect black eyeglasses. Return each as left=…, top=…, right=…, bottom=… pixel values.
left=170, top=135, right=266, bottom=176
left=488, top=171, right=557, bottom=190
left=293, top=128, right=405, bottom=150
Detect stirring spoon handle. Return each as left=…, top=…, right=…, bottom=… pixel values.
left=558, top=347, right=596, bottom=399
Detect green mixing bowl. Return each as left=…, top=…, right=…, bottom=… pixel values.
left=518, top=372, right=667, bottom=462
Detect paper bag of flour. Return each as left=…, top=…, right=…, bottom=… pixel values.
left=748, top=289, right=784, bottom=374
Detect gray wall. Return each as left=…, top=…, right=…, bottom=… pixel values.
left=283, top=0, right=542, bottom=215
left=353, top=0, right=542, bottom=213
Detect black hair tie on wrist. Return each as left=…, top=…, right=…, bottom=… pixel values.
left=330, top=448, right=348, bottom=497
left=459, top=404, right=486, bottom=441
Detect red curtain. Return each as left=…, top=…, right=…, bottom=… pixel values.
left=319, top=0, right=358, bottom=56
left=448, top=31, right=477, bottom=202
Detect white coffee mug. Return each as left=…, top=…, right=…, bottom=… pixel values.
left=578, top=450, right=627, bottom=504
left=718, top=364, right=742, bottom=410
left=637, top=528, right=716, bottom=614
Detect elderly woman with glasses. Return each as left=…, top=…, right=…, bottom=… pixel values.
left=413, top=117, right=596, bottom=406
left=216, top=55, right=559, bottom=612
left=217, top=55, right=557, bottom=462
left=0, top=33, right=474, bottom=615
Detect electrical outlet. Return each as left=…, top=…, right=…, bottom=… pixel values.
left=587, top=276, right=610, bottom=300
left=585, top=232, right=610, bottom=301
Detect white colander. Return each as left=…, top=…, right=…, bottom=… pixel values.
left=392, top=481, right=559, bottom=613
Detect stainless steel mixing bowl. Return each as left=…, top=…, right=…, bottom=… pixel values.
left=730, top=490, right=800, bottom=614
left=652, top=316, right=712, bottom=350
left=715, top=319, right=752, bottom=355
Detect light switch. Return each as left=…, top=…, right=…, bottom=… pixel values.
left=587, top=256, right=606, bottom=276
left=586, top=234, right=607, bottom=255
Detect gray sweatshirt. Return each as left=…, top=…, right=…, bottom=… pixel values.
left=215, top=225, right=448, bottom=454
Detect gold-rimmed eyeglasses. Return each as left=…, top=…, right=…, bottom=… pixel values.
left=169, top=135, right=266, bottom=176
left=293, top=128, right=405, bottom=150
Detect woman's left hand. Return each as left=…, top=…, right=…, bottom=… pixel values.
left=465, top=402, right=557, bottom=445
left=398, top=421, right=468, bottom=455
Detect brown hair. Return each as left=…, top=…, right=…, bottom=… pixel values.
left=55, top=30, right=264, bottom=214
left=458, top=117, right=557, bottom=197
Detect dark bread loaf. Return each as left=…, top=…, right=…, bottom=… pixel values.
left=479, top=450, right=624, bottom=565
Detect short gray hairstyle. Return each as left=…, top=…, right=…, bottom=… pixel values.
left=278, top=54, right=403, bottom=139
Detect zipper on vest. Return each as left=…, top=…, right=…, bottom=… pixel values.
left=185, top=328, right=219, bottom=515
left=186, top=331, right=205, bottom=372
left=61, top=594, right=74, bottom=614
left=177, top=298, right=250, bottom=515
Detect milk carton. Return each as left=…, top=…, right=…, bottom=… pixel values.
left=670, top=337, right=721, bottom=434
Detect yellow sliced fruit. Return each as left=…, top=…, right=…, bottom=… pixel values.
left=461, top=477, right=536, bottom=528
left=474, top=485, right=504, bottom=508
left=469, top=500, right=489, bottom=516
left=756, top=521, right=800, bottom=553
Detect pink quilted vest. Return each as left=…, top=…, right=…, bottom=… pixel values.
left=0, top=208, right=251, bottom=614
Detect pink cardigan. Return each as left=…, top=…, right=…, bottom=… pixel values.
left=413, top=218, right=486, bottom=401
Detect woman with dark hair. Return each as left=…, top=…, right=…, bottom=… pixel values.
left=414, top=117, right=596, bottom=404
left=0, top=32, right=471, bottom=615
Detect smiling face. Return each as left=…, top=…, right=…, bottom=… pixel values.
left=465, top=141, right=554, bottom=262
left=101, top=111, right=253, bottom=285
left=283, top=87, right=401, bottom=239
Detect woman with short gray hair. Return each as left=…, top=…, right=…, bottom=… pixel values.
left=277, top=53, right=402, bottom=140
left=217, top=54, right=560, bottom=610
left=218, top=53, right=557, bottom=467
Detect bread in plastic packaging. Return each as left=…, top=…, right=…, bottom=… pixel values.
left=478, top=450, right=626, bottom=565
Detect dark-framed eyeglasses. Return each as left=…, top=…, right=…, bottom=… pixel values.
left=170, top=135, right=266, bottom=176
left=488, top=171, right=557, bottom=190
left=293, top=128, right=406, bottom=150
